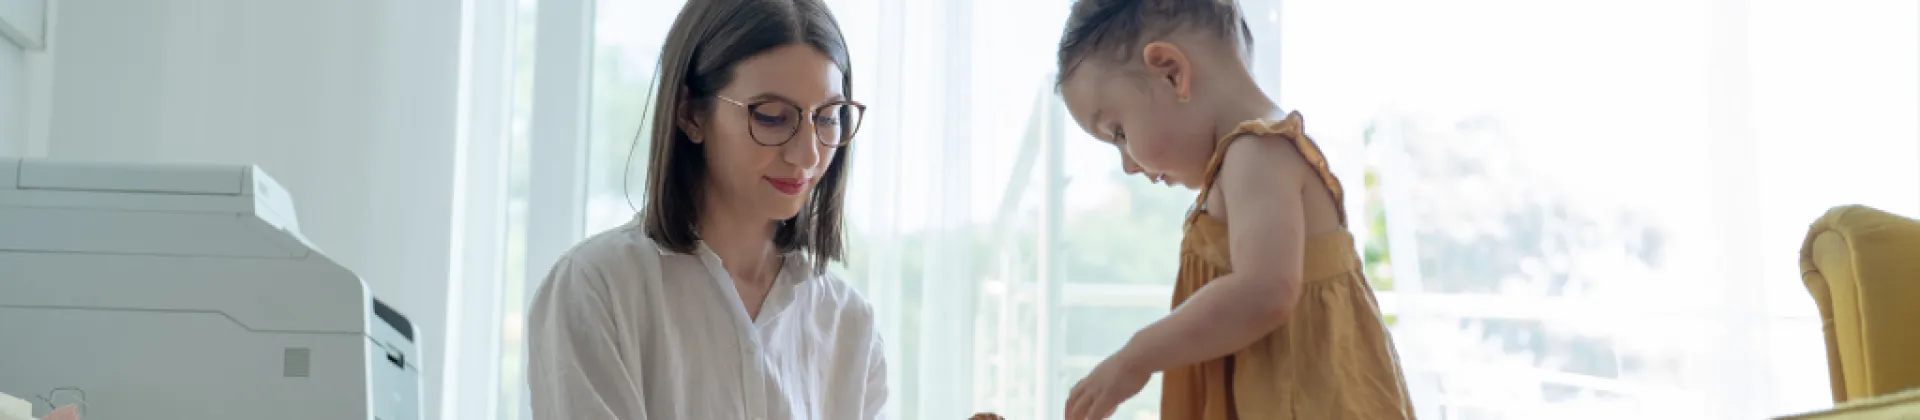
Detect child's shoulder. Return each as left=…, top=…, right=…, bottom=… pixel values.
left=1215, top=117, right=1316, bottom=181
left=1222, top=111, right=1312, bottom=154
left=1226, top=111, right=1308, bottom=142
left=1201, top=113, right=1324, bottom=218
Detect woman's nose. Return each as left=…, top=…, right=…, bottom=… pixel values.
left=783, top=130, right=824, bottom=169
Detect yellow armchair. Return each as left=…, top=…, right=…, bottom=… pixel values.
left=1801, top=205, right=1920, bottom=403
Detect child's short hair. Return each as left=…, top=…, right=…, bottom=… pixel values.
left=1056, top=0, right=1253, bottom=85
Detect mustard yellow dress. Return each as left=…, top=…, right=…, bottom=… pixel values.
left=1161, top=112, right=1416, bottom=419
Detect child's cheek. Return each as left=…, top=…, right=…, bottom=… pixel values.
left=1124, top=137, right=1171, bottom=171
left=1133, top=133, right=1218, bottom=184
left=1142, top=124, right=1199, bottom=163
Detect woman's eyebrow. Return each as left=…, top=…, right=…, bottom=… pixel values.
left=748, top=92, right=849, bottom=105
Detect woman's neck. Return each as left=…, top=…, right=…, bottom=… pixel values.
left=696, top=198, right=782, bottom=287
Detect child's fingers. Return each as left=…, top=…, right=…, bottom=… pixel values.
left=1066, top=385, right=1095, bottom=420
left=1087, top=394, right=1117, bottom=420
left=1097, top=397, right=1122, bottom=420
left=1064, top=385, right=1082, bottom=419
left=1067, top=395, right=1087, bottom=419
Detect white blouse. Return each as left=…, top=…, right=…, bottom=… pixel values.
left=527, top=219, right=889, bottom=420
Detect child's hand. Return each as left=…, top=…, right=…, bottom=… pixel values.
left=1065, top=351, right=1150, bottom=420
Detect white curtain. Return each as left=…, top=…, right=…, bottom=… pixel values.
left=1279, top=0, right=1919, bottom=419
left=495, top=0, right=1920, bottom=419
left=571, top=0, right=1224, bottom=418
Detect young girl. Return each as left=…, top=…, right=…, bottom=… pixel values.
left=1054, top=1, right=1414, bottom=419
left=526, top=0, right=886, bottom=419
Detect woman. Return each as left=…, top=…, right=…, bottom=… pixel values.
left=526, top=1, right=885, bottom=419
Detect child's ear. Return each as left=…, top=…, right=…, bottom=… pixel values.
left=676, top=87, right=706, bottom=143
left=1141, top=42, right=1192, bottom=102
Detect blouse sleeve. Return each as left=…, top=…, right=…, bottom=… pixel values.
left=864, top=332, right=890, bottom=420
left=527, top=256, right=648, bottom=420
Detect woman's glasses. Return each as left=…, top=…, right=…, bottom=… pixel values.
left=715, top=95, right=866, bottom=148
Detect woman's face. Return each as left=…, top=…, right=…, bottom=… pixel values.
left=694, top=44, right=848, bottom=222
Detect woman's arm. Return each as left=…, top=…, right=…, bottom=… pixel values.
left=1117, top=135, right=1311, bottom=373
left=527, top=257, right=648, bottom=420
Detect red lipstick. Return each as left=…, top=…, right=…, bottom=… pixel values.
left=766, top=177, right=808, bottom=195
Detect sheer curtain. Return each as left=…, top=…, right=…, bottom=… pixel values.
left=1278, top=0, right=1919, bottom=418
left=572, top=0, right=1226, bottom=418
left=496, top=0, right=1920, bottom=419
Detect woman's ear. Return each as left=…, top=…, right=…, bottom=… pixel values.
left=1141, top=42, right=1192, bottom=102
left=676, top=87, right=706, bottom=143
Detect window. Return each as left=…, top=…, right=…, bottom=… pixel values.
left=497, top=0, right=1920, bottom=418
left=495, top=0, right=540, bottom=419
left=1281, top=1, right=1919, bottom=418
left=574, top=1, right=1232, bottom=417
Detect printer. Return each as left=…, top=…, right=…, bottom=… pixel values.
left=0, top=157, right=420, bottom=420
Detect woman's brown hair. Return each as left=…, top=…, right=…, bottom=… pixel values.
left=641, top=0, right=854, bottom=275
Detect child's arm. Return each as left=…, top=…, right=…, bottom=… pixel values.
left=1117, top=134, right=1311, bottom=373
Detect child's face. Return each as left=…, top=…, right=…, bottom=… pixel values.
left=692, top=44, right=847, bottom=221
left=1061, top=61, right=1217, bottom=190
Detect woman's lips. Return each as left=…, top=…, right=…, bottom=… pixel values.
left=766, top=176, right=808, bottom=195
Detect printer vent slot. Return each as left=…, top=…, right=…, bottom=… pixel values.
left=284, top=347, right=311, bottom=377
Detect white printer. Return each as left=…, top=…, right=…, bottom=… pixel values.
left=0, top=157, right=420, bottom=420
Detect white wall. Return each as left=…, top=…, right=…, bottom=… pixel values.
left=44, top=1, right=462, bottom=418
left=0, top=0, right=48, bottom=159
left=0, top=42, right=22, bottom=155
left=1, top=0, right=43, bottom=156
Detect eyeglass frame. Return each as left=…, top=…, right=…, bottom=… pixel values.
left=713, top=94, right=866, bottom=148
